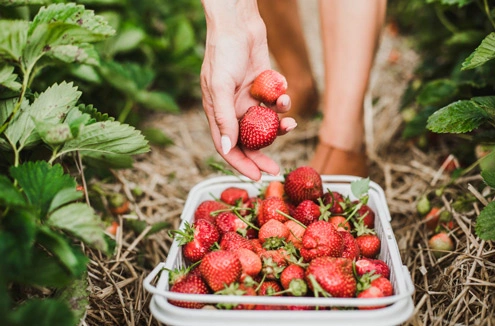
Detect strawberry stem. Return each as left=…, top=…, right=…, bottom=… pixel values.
left=276, top=209, right=307, bottom=229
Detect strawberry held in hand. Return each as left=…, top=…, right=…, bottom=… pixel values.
left=239, top=105, right=280, bottom=150
left=250, top=69, right=288, bottom=105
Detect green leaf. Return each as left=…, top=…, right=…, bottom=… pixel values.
left=462, top=32, right=495, bottom=70
left=4, top=82, right=81, bottom=150
left=480, top=149, right=495, bottom=172
left=0, top=0, right=47, bottom=5
left=135, top=90, right=180, bottom=112
left=0, top=20, right=28, bottom=62
left=481, top=169, right=495, bottom=188
left=426, top=100, right=489, bottom=133
left=472, top=96, right=495, bottom=117
left=426, top=0, right=473, bottom=7
left=8, top=299, right=76, bottom=326
left=45, top=43, right=100, bottom=66
left=0, top=97, right=16, bottom=130
left=0, top=175, right=26, bottom=207
left=59, top=120, right=150, bottom=164
left=48, top=187, right=83, bottom=213
left=0, top=64, right=21, bottom=91
left=10, top=162, right=77, bottom=218
left=141, top=127, right=174, bottom=146
left=351, top=177, right=370, bottom=199
left=47, top=202, right=108, bottom=252
left=417, top=79, right=458, bottom=106
left=34, top=120, right=73, bottom=146
left=172, top=16, right=195, bottom=55
left=23, top=3, right=115, bottom=70
left=475, top=201, right=495, bottom=240
left=56, top=274, right=89, bottom=323
left=445, top=30, right=485, bottom=47
left=104, top=23, right=145, bottom=56
left=36, top=225, right=88, bottom=276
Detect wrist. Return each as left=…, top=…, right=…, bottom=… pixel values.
left=202, top=0, right=261, bottom=30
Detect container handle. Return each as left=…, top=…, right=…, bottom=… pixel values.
left=143, top=262, right=168, bottom=296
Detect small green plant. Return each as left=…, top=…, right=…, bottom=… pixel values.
left=0, top=2, right=149, bottom=324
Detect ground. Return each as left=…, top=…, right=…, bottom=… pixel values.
left=82, top=3, right=495, bottom=326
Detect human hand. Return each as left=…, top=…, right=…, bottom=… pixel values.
left=201, top=0, right=297, bottom=181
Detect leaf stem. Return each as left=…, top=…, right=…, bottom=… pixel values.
left=483, top=0, right=495, bottom=30
left=434, top=4, right=458, bottom=34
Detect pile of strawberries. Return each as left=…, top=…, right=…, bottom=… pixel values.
left=168, top=166, right=394, bottom=310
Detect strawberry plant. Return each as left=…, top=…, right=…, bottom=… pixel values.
left=390, top=0, right=495, bottom=241
left=0, top=2, right=149, bottom=324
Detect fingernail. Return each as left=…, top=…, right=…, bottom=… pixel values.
left=221, top=135, right=231, bottom=155
left=282, top=96, right=289, bottom=107
left=285, top=121, right=298, bottom=132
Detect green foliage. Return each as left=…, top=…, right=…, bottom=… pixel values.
left=0, top=2, right=151, bottom=324
left=391, top=0, right=495, bottom=240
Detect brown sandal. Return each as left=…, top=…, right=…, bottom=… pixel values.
left=309, top=142, right=368, bottom=177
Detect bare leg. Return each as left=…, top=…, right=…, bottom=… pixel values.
left=310, top=0, right=387, bottom=176
left=258, top=0, right=319, bottom=119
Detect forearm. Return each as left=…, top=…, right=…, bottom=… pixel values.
left=201, top=0, right=261, bottom=30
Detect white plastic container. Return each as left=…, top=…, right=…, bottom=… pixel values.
left=144, top=175, right=415, bottom=326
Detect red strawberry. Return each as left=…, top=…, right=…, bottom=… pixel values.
left=322, top=191, right=346, bottom=214
left=371, top=276, right=393, bottom=296
left=239, top=106, right=280, bottom=150
left=257, top=196, right=289, bottom=226
left=357, top=286, right=385, bottom=310
left=219, top=231, right=254, bottom=252
left=171, top=219, right=219, bottom=263
left=280, top=264, right=306, bottom=291
left=250, top=69, right=287, bottom=105
left=284, top=220, right=305, bottom=249
left=428, top=232, right=454, bottom=258
left=215, top=211, right=247, bottom=235
left=353, top=202, right=375, bottom=229
left=169, top=274, right=210, bottom=309
left=199, top=250, right=242, bottom=292
left=220, top=187, right=249, bottom=206
left=236, top=247, right=262, bottom=281
left=258, top=218, right=290, bottom=246
left=355, top=258, right=390, bottom=279
left=284, top=166, right=323, bottom=205
left=194, top=200, right=227, bottom=224
left=264, top=180, right=285, bottom=199
left=293, top=200, right=321, bottom=226
left=328, top=215, right=351, bottom=231
left=215, top=282, right=258, bottom=310
left=257, top=280, right=283, bottom=297
left=306, top=257, right=357, bottom=298
left=424, top=206, right=441, bottom=231
left=339, top=230, right=360, bottom=260
left=250, top=238, right=264, bottom=254
left=356, top=234, right=381, bottom=258
left=300, top=220, right=344, bottom=262
left=260, top=249, right=288, bottom=280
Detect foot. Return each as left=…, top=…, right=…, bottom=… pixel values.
left=309, top=142, right=368, bottom=177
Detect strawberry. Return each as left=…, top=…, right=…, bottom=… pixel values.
left=194, top=200, right=227, bottom=224
left=280, top=264, right=306, bottom=291
left=258, top=218, right=290, bottom=246
left=108, top=193, right=130, bottom=215
left=219, top=231, right=255, bottom=252
left=199, top=250, right=242, bottom=292
left=215, top=282, right=258, bottom=310
left=328, top=215, right=351, bottom=231
left=250, top=238, right=264, bottom=254
left=300, top=220, right=344, bottom=262
left=239, top=106, right=280, bottom=150
left=306, top=257, right=357, bottom=298
left=236, top=247, right=262, bottom=281
left=215, top=211, right=248, bottom=235
left=264, top=180, right=285, bottom=199
left=257, top=196, right=289, bottom=226
left=356, top=233, right=381, bottom=258
left=353, top=202, right=375, bottom=229
left=250, top=69, right=287, bottom=105
left=371, top=276, right=393, bottom=296
left=284, top=220, right=305, bottom=249
left=357, top=286, right=385, bottom=310
left=293, top=200, right=321, bottom=226
left=171, top=219, right=219, bottom=263
left=339, top=230, right=360, bottom=260
left=220, top=187, right=249, bottom=206
left=284, top=166, right=323, bottom=205
left=354, top=257, right=390, bottom=279
left=428, top=232, right=454, bottom=258
left=169, top=274, right=210, bottom=309
left=260, top=249, right=289, bottom=280
left=424, top=206, right=441, bottom=231
left=321, top=190, right=346, bottom=214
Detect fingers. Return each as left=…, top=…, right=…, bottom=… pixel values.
left=278, top=117, right=298, bottom=135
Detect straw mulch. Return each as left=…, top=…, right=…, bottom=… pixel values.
left=81, top=27, right=495, bottom=326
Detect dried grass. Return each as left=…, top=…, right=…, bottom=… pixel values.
left=82, top=29, right=495, bottom=326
